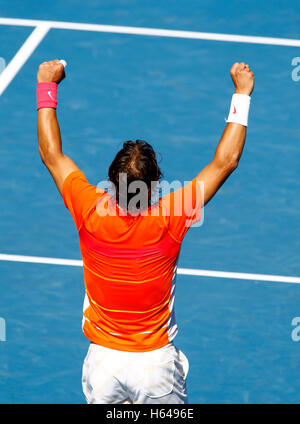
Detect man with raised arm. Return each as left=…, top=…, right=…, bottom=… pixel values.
left=37, top=60, right=254, bottom=404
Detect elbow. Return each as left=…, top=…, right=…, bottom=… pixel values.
left=39, top=148, right=47, bottom=165
left=228, top=157, right=239, bottom=172
left=215, top=154, right=239, bottom=174
left=39, top=147, right=50, bottom=165
left=39, top=146, right=61, bottom=167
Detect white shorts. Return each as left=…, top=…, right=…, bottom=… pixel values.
left=82, top=342, right=189, bottom=404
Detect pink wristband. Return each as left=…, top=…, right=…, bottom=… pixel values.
left=37, top=82, right=58, bottom=110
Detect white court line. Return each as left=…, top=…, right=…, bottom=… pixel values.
left=0, top=24, right=49, bottom=95
left=0, top=17, right=300, bottom=47
left=0, top=17, right=299, bottom=95
left=0, top=253, right=299, bottom=285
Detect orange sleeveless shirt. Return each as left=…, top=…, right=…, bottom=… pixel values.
left=62, top=170, right=202, bottom=352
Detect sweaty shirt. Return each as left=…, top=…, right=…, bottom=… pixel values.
left=62, top=170, right=202, bottom=352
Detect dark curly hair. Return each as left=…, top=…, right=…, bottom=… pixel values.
left=108, top=140, right=162, bottom=213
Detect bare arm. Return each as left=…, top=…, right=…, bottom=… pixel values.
left=198, top=62, right=255, bottom=206
left=37, top=60, right=79, bottom=193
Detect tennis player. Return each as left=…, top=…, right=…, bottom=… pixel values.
left=37, top=59, right=254, bottom=404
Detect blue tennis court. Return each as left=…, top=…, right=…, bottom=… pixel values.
left=0, top=0, right=300, bottom=404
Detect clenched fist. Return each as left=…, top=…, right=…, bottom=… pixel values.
left=230, top=62, right=254, bottom=96
left=37, top=60, right=65, bottom=84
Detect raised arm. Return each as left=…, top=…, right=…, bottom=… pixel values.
left=198, top=62, right=255, bottom=206
left=37, top=60, right=79, bottom=193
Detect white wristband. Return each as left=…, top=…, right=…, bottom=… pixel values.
left=226, top=93, right=251, bottom=127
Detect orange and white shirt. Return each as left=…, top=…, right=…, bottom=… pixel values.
left=62, top=170, right=202, bottom=352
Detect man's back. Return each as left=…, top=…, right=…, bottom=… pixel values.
left=62, top=169, right=202, bottom=351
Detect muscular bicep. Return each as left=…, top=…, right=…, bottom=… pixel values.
left=196, top=158, right=237, bottom=206
left=42, top=153, right=80, bottom=194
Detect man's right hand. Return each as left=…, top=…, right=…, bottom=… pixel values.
left=37, top=60, right=65, bottom=84
left=230, top=62, right=254, bottom=96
